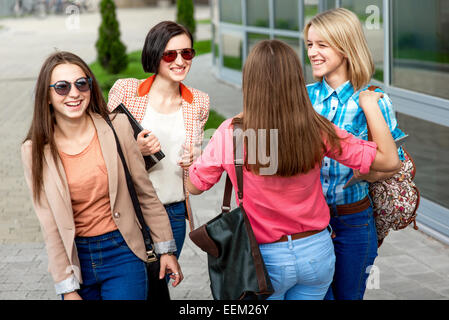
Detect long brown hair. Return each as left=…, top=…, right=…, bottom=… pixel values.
left=23, top=51, right=110, bottom=202
left=242, top=40, right=342, bottom=176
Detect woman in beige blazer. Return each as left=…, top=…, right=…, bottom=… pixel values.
left=21, top=51, right=182, bottom=300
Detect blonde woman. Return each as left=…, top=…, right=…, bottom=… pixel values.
left=305, top=8, right=406, bottom=300
left=186, top=40, right=400, bottom=300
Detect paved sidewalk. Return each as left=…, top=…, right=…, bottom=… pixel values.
left=0, top=6, right=448, bottom=301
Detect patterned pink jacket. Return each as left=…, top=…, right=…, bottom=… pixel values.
left=107, top=74, right=210, bottom=229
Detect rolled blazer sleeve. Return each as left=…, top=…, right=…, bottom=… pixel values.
left=21, top=142, right=80, bottom=295
left=112, top=115, right=176, bottom=254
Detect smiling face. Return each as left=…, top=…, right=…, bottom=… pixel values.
left=157, top=33, right=193, bottom=82
left=49, top=63, right=91, bottom=123
left=307, top=25, right=348, bottom=85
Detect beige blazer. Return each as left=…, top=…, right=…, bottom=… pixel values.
left=21, top=113, right=174, bottom=294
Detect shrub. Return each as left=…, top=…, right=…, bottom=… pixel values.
left=176, top=0, right=196, bottom=39
left=95, top=0, right=128, bottom=74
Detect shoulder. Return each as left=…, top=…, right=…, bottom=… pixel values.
left=352, top=84, right=393, bottom=109
left=21, top=140, right=33, bottom=157
left=187, top=86, right=210, bottom=107
left=110, top=78, right=144, bottom=95
left=110, top=113, right=129, bottom=128
left=306, top=82, right=322, bottom=93
left=306, top=82, right=323, bottom=101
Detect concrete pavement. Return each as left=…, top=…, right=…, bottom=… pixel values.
left=0, top=6, right=448, bottom=300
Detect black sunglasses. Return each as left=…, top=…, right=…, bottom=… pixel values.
left=49, top=77, right=92, bottom=96
left=161, top=48, right=196, bottom=63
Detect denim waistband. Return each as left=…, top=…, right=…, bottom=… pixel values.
left=75, top=229, right=121, bottom=244
left=164, top=200, right=186, bottom=210
left=260, top=228, right=331, bottom=249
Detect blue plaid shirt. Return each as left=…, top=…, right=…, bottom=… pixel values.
left=307, top=79, right=405, bottom=205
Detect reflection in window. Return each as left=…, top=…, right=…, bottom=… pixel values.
left=222, top=32, right=243, bottom=71
left=220, top=0, right=242, bottom=25
left=396, top=113, right=449, bottom=209
left=274, top=0, right=299, bottom=31
left=248, top=33, right=270, bottom=55
left=342, top=0, right=384, bottom=81
left=392, top=0, right=449, bottom=99
left=247, top=0, right=269, bottom=27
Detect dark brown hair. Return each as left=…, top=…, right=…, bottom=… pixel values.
left=242, top=40, right=343, bottom=176
left=23, top=51, right=110, bottom=202
left=141, top=21, right=194, bottom=74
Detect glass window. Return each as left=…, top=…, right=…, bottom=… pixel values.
left=396, top=113, right=449, bottom=209
left=342, top=0, right=384, bottom=81
left=392, top=0, right=449, bottom=100
left=221, top=31, right=243, bottom=71
left=274, top=0, right=299, bottom=31
left=275, top=36, right=301, bottom=57
left=304, top=0, right=319, bottom=25
left=248, top=33, right=270, bottom=54
left=220, top=0, right=242, bottom=25
left=247, top=0, right=269, bottom=28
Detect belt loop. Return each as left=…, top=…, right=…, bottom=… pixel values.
left=287, top=235, right=293, bottom=249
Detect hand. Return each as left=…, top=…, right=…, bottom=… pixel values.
left=353, top=168, right=397, bottom=183
left=177, top=143, right=195, bottom=169
left=159, top=254, right=183, bottom=287
left=63, top=291, right=82, bottom=300
left=359, top=90, right=383, bottom=110
left=137, top=129, right=161, bottom=156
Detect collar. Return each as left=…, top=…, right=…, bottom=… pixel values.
left=317, top=79, right=354, bottom=105
left=137, top=74, right=194, bottom=104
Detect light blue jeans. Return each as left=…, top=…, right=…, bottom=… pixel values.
left=259, top=228, right=335, bottom=300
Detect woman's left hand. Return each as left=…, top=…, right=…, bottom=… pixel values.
left=159, top=254, right=183, bottom=287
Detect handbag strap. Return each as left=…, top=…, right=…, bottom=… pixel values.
left=104, top=116, right=157, bottom=261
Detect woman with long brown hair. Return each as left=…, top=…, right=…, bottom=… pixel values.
left=21, top=51, right=182, bottom=300
left=186, top=40, right=400, bottom=300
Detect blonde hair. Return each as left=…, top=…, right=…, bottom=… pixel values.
left=303, top=8, right=374, bottom=91
left=242, top=40, right=342, bottom=176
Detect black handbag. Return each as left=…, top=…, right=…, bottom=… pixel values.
left=189, top=118, right=274, bottom=300
left=105, top=115, right=170, bottom=301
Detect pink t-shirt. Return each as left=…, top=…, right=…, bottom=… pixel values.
left=189, top=118, right=377, bottom=244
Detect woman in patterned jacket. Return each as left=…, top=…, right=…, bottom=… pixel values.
left=108, top=21, right=210, bottom=263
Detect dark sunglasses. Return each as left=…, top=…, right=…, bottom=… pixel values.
left=161, top=48, right=196, bottom=63
left=49, top=77, right=92, bottom=96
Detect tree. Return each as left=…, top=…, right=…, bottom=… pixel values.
left=95, top=0, right=128, bottom=74
left=176, top=0, right=196, bottom=39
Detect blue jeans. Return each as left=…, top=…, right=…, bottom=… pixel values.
left=324, top=205, right=378, bottom=300
left=259, top=228, right=335, bottom=300
left=74, top=229, right=148, bottom=300
left=164, top=201, right=187, bottom=259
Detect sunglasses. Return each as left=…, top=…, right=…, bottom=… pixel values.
left=161, top=48, right=196, bottom=63
left=49, top=77, right=92, bottom=96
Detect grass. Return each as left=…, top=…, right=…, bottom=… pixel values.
left=90, top=39, right=226, bottom=129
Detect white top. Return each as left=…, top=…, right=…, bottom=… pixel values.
left=141, top=104, right=186, bottom=205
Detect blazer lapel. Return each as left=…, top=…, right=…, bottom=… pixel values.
left=91, top=113, right=119, bottom=210
left=43, top=145, right=72, bottom=215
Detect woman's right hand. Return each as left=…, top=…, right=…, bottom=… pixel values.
left=137, top=129, right=161, bottom=156
left=359, top=90, right=383, bottom=110
left=63, top=291, right=82, bottom=300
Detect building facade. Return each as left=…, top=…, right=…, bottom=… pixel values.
left=210, top=0, right=449, bottom=244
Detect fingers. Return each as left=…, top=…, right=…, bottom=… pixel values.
left=137, top=130, right=161, bottom=156
left=169, top=270, right=184, bottom=287
left=159, top=255, right=184, bottom=287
